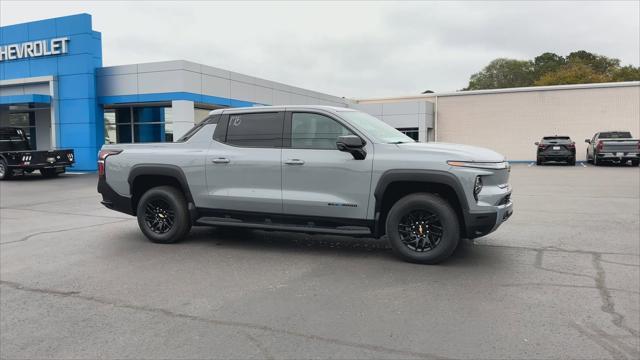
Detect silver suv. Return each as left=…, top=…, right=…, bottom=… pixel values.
left=98, top=106, right=513, bottom=264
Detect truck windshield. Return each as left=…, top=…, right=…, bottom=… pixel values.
left=599, top=132, right=632, bottom=139
left=338, top=110, right=415, bottom=144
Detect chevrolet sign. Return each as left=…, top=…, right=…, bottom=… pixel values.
left=0, top=37, right=69, bottom=62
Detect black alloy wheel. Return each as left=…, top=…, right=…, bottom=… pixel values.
left=397, top=210, right=443, bottom=252
left=386, top=193, right=460, bottom=264
left=136, top=185, right=191, bottom=244
left=144, top=198, right=176, bottom=234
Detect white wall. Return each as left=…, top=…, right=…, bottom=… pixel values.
left=436, top=85, right=640, bottom=161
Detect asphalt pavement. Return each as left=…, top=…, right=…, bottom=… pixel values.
left=1, top=163, right=638, bottom=359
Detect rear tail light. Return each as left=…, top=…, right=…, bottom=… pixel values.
left=596, top=140, right=604, bottom=151
left=97, top=149, right=122, bottom=176
left=568, top=142, right=575, bottom=149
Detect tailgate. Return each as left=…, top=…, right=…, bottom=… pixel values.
left=602, top=140, right=638, bottom=153
left=541, top=144, right=572, bottom=156
left=30, top=149, right=75, bottom=165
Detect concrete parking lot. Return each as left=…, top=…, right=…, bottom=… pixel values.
left=1, top=164, right=638, bottom=359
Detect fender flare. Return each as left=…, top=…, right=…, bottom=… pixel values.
left=127, top=164, right=195, bottom=204
left=372, top=169, right=470, bottom=237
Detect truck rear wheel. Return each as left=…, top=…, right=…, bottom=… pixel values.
left=136, top=186, right=191, bottom=244
left=385, top=193, right=460, bottom=264
left=0, top=159, right=12, bottom=180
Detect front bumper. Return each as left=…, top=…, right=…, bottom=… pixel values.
left=463, top=200, right=513, bottom=239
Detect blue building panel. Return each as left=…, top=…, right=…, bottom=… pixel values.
left=55, top=14, right=93, bottom=37
left=26, top=18, right=57, bottom=39
left=57, top=74, right=95, bottom=100
left=0, top=94, right=51, bottom=105
left=4, top=59, right=30, bottom=78
left=59, top=122, right=97, bottom=148
left=0, top=22, right=29, bottom=43
left=28, top=56, right=57, bottom=77
left=58, top=53, right=94, bottom=76
left=58, top=98, right=95, bottom=124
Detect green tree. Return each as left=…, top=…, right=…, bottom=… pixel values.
left=534, top=63, right=609, bottom=86
left=462, top=50, right=637, bottom=90
left=464, top=58, right=535, bottom=90
left=533, top=52, right=566, bottom=78
left=611, top=65, right=640, bottom=81
left=566, top=50, right=620, bottom=76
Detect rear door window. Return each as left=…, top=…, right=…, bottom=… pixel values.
left=225, top=112, right=284, bottom=148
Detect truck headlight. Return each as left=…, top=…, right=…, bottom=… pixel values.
left=473, top=176, right=483, bottom=201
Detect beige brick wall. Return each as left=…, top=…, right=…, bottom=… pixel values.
left=435, top=85, right=640, bottom=161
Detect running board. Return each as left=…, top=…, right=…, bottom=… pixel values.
left=196, top=216, right=372, bottom=236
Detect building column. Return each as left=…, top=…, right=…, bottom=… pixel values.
left=171, top=100, right=195, bottom=141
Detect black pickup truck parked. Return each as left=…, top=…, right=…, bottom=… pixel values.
left=0, top=127, right=75, bottom=180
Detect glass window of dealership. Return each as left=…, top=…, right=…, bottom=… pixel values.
left=1, top=14, right=433, bottom=171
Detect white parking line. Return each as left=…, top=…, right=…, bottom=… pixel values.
left=528, top=162, right=535, bottom=167
left=581, top=163, right=587, bottom=168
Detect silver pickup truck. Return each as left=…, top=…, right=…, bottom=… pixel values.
left=585, top=131, right=640, bottom=166
left=97, top=106, right=513, bottom=264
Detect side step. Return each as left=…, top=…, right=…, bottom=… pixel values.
left=196, top=216, right=372, bottom=236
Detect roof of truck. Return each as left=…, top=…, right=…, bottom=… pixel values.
left=209, top=105, right=353, bottom=115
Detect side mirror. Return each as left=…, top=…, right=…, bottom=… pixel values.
left=584, top=139, right=591, bottom=144
left=336, top=135, right=366, bottom=160
left=534, top=142, right=539, bottom=146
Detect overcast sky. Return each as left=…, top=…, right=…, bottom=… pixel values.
left=1, top=1, right=638, bottom=98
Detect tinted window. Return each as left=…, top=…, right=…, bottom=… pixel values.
left=226, top=112, right=283, bottom=148
left=542, top=136, right=572, bottom=144
left=598, top=132, right=632, bottom=139
left=290, top=113, right=352, bottom=149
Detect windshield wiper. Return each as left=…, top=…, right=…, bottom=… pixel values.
left=388, top=141, right=409, bottom=144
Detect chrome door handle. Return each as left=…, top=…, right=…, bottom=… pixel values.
left=285, top=159, right=305, bottom=165
left=212, top=158, right=230, bottom=164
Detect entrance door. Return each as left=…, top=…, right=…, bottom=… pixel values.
left=281, top=111, right=373, bottom=219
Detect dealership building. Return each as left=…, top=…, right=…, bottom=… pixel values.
left=1, top=14, right=639, bottom=170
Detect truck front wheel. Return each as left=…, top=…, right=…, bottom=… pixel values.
left=136, top=186, right=191, bottom=244
left=385, top=193, right=460, bottom=264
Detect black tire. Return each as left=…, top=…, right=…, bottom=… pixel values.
left=136, top=186, right=191, bottom=244
left=386, top=193, right=460, bottom=264
left=631, top=159, right=639, bottom=167
left=536, top=157, right=543, bottom=166
left=0, top=159, right=12, bottom=180
left=593, top=154, right=599, bottom=166
left=568, top=157, right=576, bottom=166
left=40, top=168, right=58, bottom=178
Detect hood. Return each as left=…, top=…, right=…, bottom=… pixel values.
left=397, top=142, right=506, bottom=162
